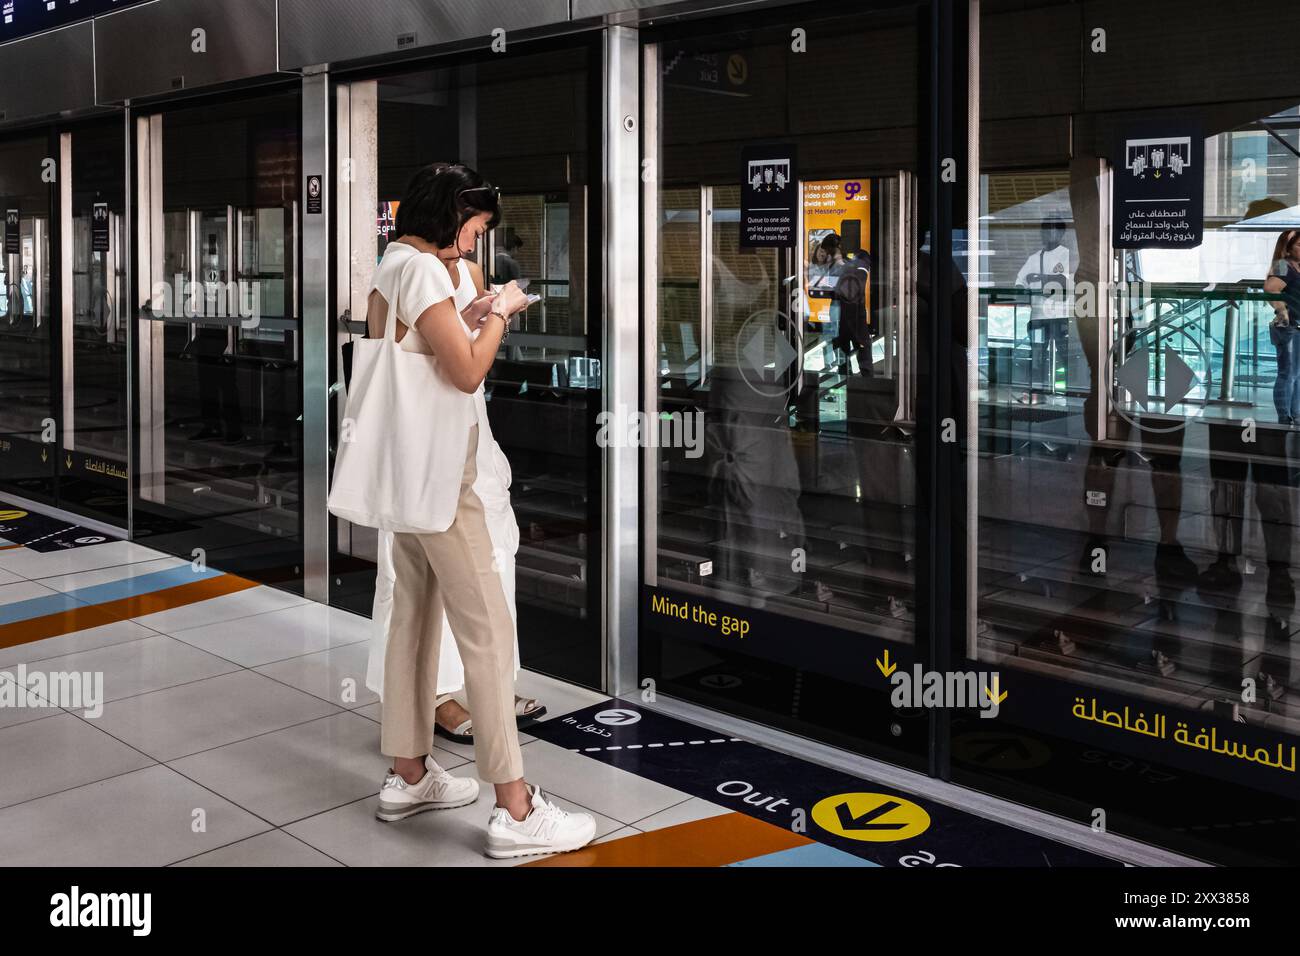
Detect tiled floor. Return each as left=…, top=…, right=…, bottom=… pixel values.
left=0, top=515, right=1126, bottom=868
left=0, top=527, right=766, bottom=867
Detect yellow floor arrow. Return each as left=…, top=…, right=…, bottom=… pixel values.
left=876, top=649, right=897, bottom=678
left=984, top=676, right=1008, bottom=704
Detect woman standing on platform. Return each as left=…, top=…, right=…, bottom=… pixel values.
left=361, top=163, right=595, bottom=858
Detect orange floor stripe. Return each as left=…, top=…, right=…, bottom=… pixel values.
left=523, top=811, right=813, bottom=867
left=0, top=573, right=260, bottom=650
left=0, top=544, right=23, bottom=551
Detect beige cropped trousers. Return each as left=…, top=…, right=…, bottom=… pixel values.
left=380, top=424, right=524, bottom=784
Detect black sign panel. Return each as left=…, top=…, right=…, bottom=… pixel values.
left=0, top=500, right=118, bottom=553
left=91, top=202, right=109, bottom=253
left=1113, top=127, right=1204, bottom=249
left=0, top=0, right=153, bottom=45
left=4, top=208, right=17, bottom=255
left=306, top=174, right=323, bottom=215
left=740, top=143, right=797, bottom=248
left=663, top=49, right=752, bottom=97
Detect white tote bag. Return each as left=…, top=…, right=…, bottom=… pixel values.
left=365, top=436, right=521, bottom=699
left=328, top=256, right=474, bottom=533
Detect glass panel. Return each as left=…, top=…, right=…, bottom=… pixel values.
left=63, top=123, right=128, bottom=524
left=658, top=186, right=702, bottom=384
left=330, top=45, right=602, bottom=688
left=0, top=135, right=54, bottom=503
left=643, top=6, right=925, bottom=766
left=970, top=0, right=1300, bottom=864
left=133, top=92, right=303, bottom=590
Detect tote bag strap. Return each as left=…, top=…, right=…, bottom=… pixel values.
left=382, top=255, right=414, bottom=343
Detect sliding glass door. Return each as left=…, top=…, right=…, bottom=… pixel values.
left=330, top=40, right=604, bottom=688
left=640, top=6, right=928, bottom=766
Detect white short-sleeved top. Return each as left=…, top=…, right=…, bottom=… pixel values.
left=371, top=242, right=478, bottom=351
left=371, top=242, right=490, bottom=422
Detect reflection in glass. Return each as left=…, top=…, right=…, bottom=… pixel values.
left=971, top=0, right=1300, bottom=861
left=643, top=7, right=923, bottom=764
left=133, top=92, right=303, bottom=590
left=0, top=136, right=54, bottom=503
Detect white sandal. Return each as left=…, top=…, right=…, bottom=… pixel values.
left=433, top=695, right=547, bottom=744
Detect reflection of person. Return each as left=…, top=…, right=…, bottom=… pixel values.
left=363, top=162, right=593, bottom=857
left=1015, top=219, right=1073, bottom=402
left=494, top=227, right=524, bottom=284
left=831, top=245, right=873, bottom=376
left=809, top=232, right=844, bottom=344
left=706, top=364, right=806, bottom=594
left=1069, top=160, right=1196, bottom=600
left=19, top=265, right=33, bottom=315
left=1198, top=421, right=1295, bottom=638
left=1263, top=228, right=1300, bottom=425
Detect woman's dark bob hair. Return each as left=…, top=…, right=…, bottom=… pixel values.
left=394, top=162, right=501, bottom=248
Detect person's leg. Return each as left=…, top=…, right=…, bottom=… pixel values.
left=1284, top=329, right=1294, bottom=421
left=1140, top=422, right=1194, bottom=584
left=431, top=442, right=530, bottom=738
left=381, top=531, right=445, bottom=776
left=418, top=428, right=527, bottom=815
left=1252, top=428, right=1296, bottom=623
left=1271, top=324, right=1292, bottom=423
left=1201, top=422, right=1248, bottom=595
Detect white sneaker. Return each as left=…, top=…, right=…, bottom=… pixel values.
left=376, top=755, right=479, bottom=821
left=485, top=784, right=597, bottom=859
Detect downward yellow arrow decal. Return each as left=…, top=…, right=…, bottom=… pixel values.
left=985, top=676, right=1008, bottom=704
left=876, top=649, right=897, bottom=678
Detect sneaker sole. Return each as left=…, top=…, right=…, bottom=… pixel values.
left=375, top=792, right=479, bottom=822
left=484, top=828, right=598, bottom=860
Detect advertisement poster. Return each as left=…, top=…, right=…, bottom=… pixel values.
left=803, top=179, right=871, bottom=325
left=377, top=201, right=400, bottom=252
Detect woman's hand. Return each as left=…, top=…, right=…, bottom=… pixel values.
left=492, top=281, right=530, bottom=318
left=462, top=291, right=497, bottom=328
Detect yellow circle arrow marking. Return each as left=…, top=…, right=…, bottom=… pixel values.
left=812, top=792, right=930, bottom=843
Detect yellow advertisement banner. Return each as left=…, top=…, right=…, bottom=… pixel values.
left=803, top=179, right=871, bottom=326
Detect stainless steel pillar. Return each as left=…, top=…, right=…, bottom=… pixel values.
left=604, top=25, right=640, bottom=697
left=301, top=67, right=331, bottom=603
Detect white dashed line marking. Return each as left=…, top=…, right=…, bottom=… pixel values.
left=569, top=737, right=742, bottom=753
